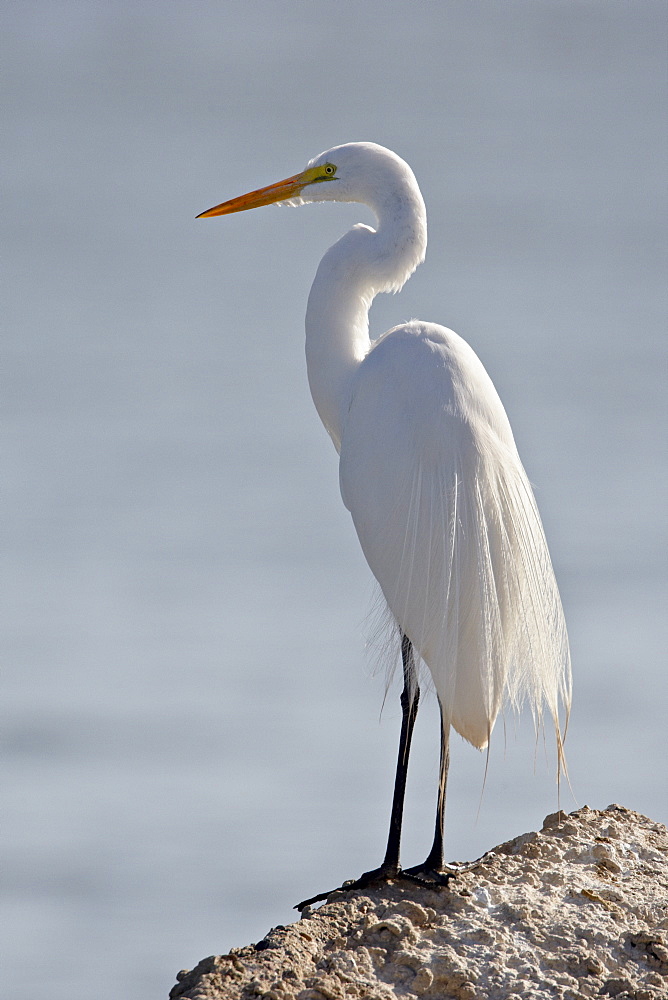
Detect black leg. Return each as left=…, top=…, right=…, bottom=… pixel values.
left=405, top=699, right=450, bottom=877
left=380, top=633, right=420, bottom=871
left=427, top=700, right=449, bottom=870
left=295, top=637, right=466, bottom=911
left=295, top=633, right=420, bottom=910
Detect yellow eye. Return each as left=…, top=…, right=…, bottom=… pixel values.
left=323, top=163, right=336, bottom=176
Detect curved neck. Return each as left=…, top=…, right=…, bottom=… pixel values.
left=305, top=190, right=427, bottom=452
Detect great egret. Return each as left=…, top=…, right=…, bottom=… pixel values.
left=198, top=142, right=571, bottom=908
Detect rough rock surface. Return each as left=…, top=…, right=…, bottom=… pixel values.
left=170, top=805, right=667, bottom=999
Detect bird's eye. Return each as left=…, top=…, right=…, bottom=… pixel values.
left=323, top=164, right=336, bottom=176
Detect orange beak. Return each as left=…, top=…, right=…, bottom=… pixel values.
left=197, top=168, right=317, bottom=219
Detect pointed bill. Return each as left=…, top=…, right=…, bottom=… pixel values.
left=197, top=166, right=324, bottom=218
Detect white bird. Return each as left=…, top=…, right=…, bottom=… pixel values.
left=198, top=142, right=571, bottom=907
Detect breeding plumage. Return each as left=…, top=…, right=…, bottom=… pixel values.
left=198, top=141, right=571, bottom=906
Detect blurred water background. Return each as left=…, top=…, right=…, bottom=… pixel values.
left=3, top=2, right=666, bottom=997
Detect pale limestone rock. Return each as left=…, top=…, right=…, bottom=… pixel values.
left=170, top=805, right=668, bottom=1000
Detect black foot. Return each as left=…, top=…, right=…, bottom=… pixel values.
left=404, top=852, right=491, bottom=883
left=295, top=862, right=454, bottom=912
left=402, top=862, right=456, bottom=887
left=295, top=863, right=397, bottom=911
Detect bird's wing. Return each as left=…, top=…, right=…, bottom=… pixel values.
left=339, top=322, right=571, bottom=749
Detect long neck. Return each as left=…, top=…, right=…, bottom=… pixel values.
left=305, top=190, right=427, bottom=452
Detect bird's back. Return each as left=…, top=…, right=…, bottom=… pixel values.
left=339, top=321, right=571, bottom=748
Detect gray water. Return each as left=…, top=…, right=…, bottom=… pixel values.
left=3, top=2, right=666, bottom=997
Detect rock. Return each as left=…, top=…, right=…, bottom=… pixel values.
left=169, top=805, right=668, bottom=999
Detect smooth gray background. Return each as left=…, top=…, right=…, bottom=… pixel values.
left=4, top=2, right=666, bottom=997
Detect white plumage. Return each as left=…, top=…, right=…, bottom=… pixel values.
left=340, top=319, right=570, bottom=749
left=199, top=141, right=571, bottom=899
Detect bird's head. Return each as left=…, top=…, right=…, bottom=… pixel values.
left=197, top=142, right=422, bottom=220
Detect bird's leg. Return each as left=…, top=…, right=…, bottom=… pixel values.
left=379, top=632, right=420, bottom=872
left=404, top=702, right=484, bottom=882
left=403, top=699, right=454, bottom=884
left=425, top=702, right=449, bottom=871
left=295, top=634, right=420, bottom=911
